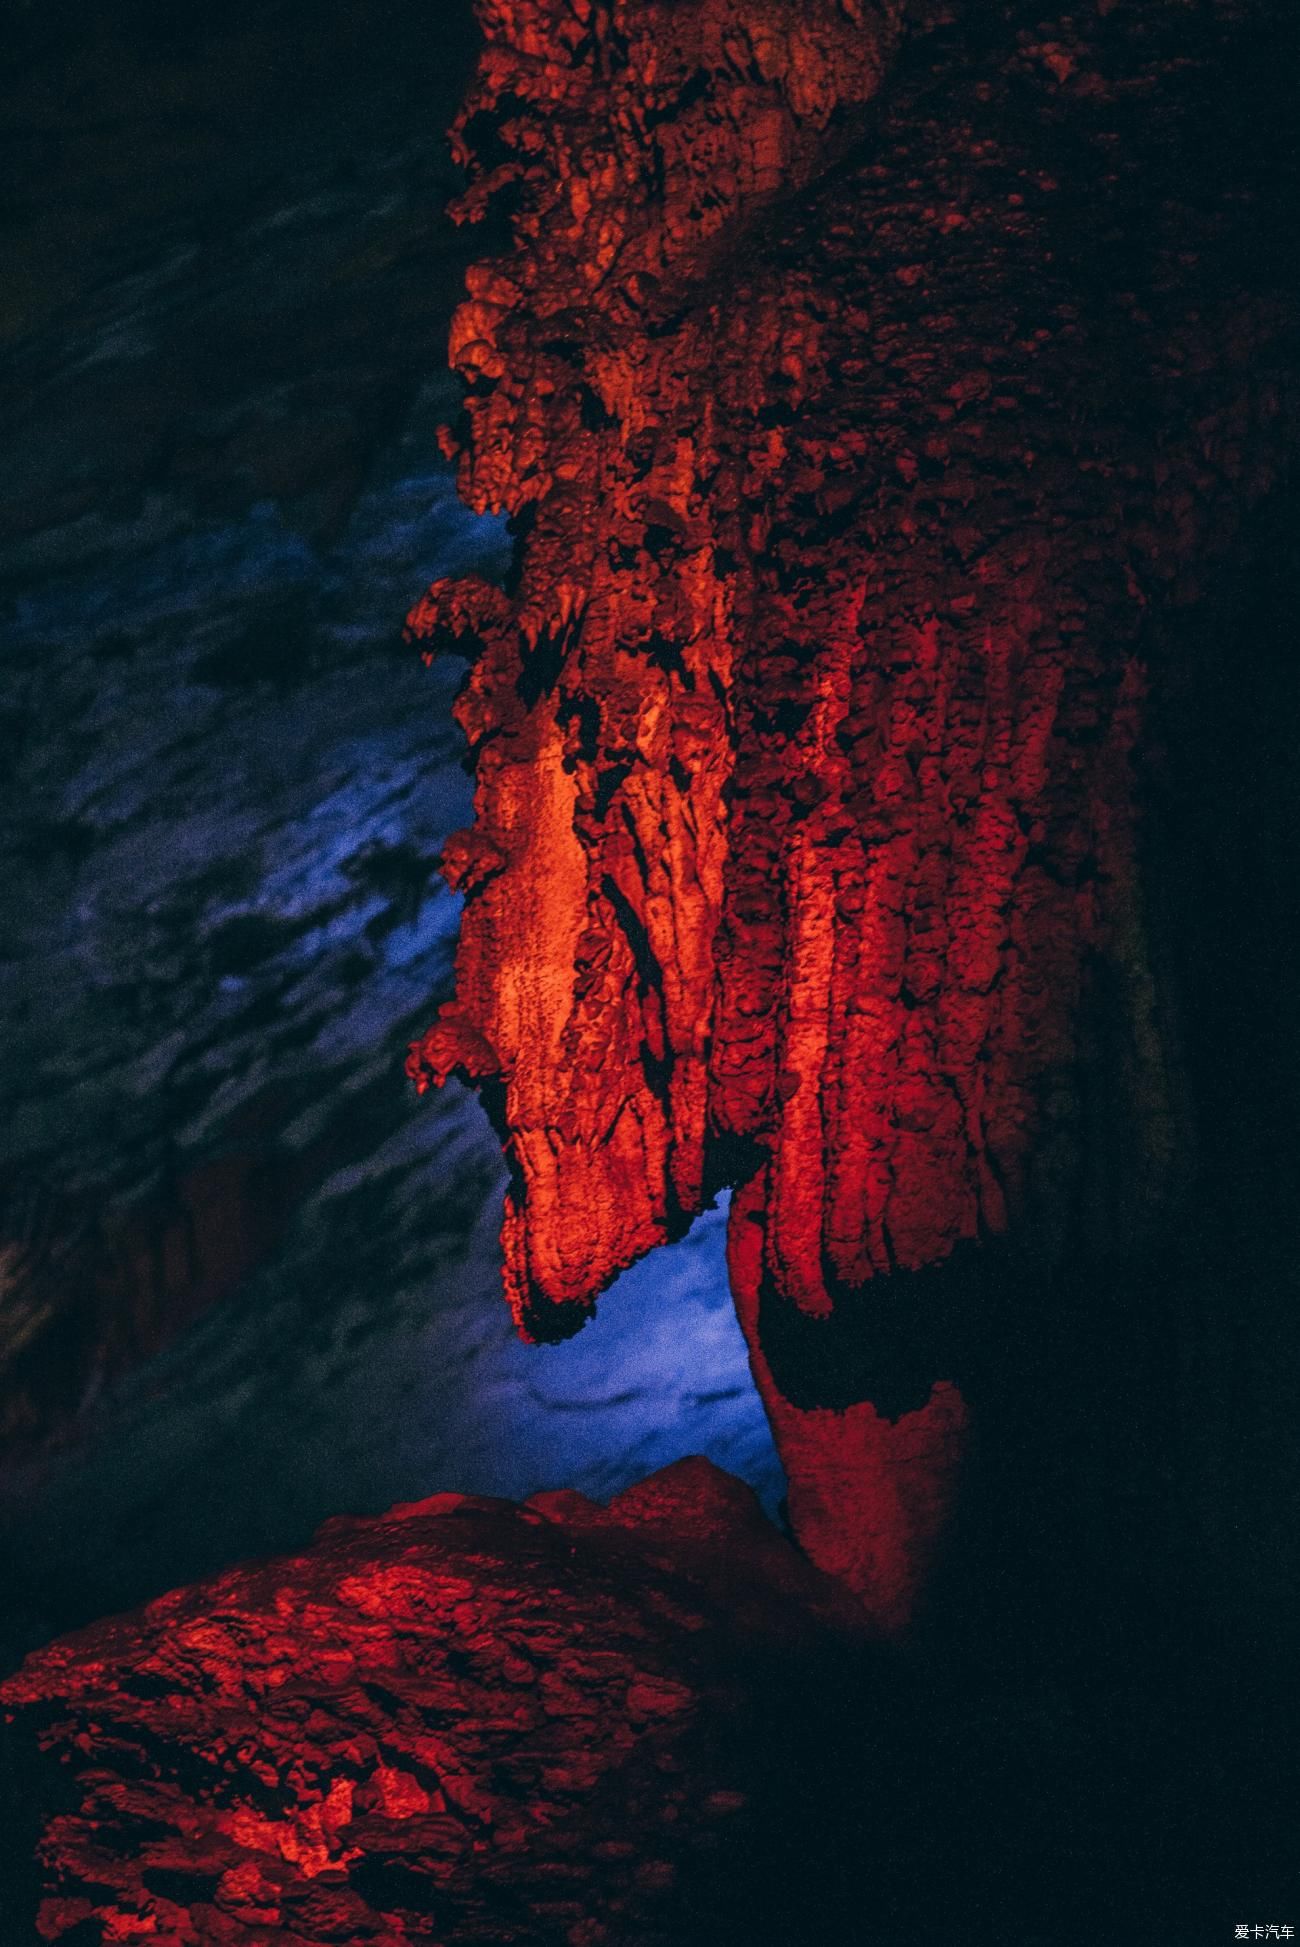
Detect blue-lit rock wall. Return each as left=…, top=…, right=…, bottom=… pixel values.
left=0, top=11, right=780, bottom=1669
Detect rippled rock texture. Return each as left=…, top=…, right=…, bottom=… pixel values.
left=407, top=0, right=1294, bottom=1623
left=0, top=1459, right=869, bottom=1946
left=0, top=0, right=791, bottom=1674
left=0, top=3, right=494, bottom=1461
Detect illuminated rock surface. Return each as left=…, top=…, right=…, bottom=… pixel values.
left=408, top=0, right=1293, bottom=1620
left=0, top=1460, right=871, bottom=1946
left=0, top=0, right=1296, bottom=1937
left=5, top=1453, right=1282, bottom=1943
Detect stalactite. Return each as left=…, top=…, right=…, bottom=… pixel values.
left=409, top=0, right=1291, bottom=1623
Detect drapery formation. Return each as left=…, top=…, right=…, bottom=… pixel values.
left=408, top=0, right=1289, bottom=1625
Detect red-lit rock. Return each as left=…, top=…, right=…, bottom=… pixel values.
left=406, top=0, right=909, bottom=1327
left=0, top=1459, right=865, bottom=1945
left=409, top=0, right=1292, bottom=1624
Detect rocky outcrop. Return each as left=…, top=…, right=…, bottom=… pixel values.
left=406, top=0, right=910, bottom=1322
left=407, top=0, right=1293, bottom=1623
left=0, top=1458, right=866, bottom=1946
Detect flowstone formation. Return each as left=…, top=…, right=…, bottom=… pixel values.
left=0, top=1460, right=867, bottom=1946
left=407, top=0, right=1291, bottom=1626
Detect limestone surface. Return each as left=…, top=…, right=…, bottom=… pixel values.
left=407, top=0, right=1293, bottom=1619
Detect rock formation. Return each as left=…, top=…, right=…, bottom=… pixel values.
left=406, top=0, right=1293, bottom=1626
left=0, top=1459, right=869, bottom=1946
left=1, top=4, right=1295, bottom=1938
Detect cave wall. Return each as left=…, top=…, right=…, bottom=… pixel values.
left=408, top=0, right=1294, bottom=1622
left=0, top=0, right=791, bottom=1668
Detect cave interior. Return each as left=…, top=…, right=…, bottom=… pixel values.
left=0, top=0, right=1296, bottom=1941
